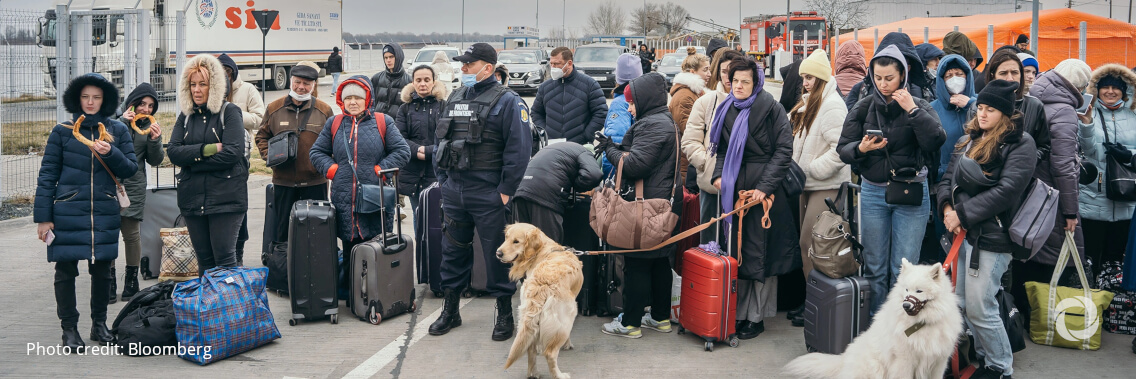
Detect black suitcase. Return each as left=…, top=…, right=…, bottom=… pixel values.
left=563, top=193, right=600, bottom=316
left=415, top=183, right=444, bottom=297
left=139, top=164, right=180, bottom=280
left=262, top=184, right=278, bottom=262
left=287, top=200, right=339, bottom=325
left=596, top=250, right=625, bottom=317
left=802, top=182, right=871, bottom=354
left=463, top=231, right=490, bottom=298
left=351, top=169, right=417, bottom=324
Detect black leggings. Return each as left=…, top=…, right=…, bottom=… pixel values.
left=621, top=256, right=673, bottom=328
left=55, top=260, right=112, bottom=328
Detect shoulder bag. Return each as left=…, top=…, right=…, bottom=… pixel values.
left=337, top=113, right=397, bottom=214
left=1098, top=108, right=1136, bottom=201
left=589, top=125, right=681, bottom=250
left=883, top=144, right=925, bottom=206
left=265, top=105, right=314, bottom=167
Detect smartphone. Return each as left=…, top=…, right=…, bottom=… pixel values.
left=1077, top=93, right=1095, bottom=116
left=866, top=129, right=885, bottom=140
left=45, top=230, right=55, bottom=245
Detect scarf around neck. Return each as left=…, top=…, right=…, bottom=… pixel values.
left=708, top=91, right=759, bottom=225
left=1100, top=97, right=1125, bottom=111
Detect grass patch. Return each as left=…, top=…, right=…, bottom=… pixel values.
left=2, top=112, right=180, bottom=155
left=1, top=94, right=52, bottom=104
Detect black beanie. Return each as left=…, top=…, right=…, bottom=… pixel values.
left=977, top=79, right=1019, bottom=116
left=1098, top=74, right=1129, bottom=95
left=1016, top=34, right=1029, bottom=45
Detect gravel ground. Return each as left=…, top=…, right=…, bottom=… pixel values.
left=0, top=201, right=32, bottom=221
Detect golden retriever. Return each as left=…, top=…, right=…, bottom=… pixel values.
left=497, top=223, right=584, bottom=379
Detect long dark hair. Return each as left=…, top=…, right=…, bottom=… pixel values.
left=790, top=78, right=828, bottom=137
left=985, top=50, right=1025, bottom=98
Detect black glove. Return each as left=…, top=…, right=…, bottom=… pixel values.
left=593, top=132, right=613, bottom=158
left=1104, top=142, right=1134, bottom=163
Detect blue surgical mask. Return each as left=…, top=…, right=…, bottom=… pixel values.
left=461, top=73, right=478, bottom=87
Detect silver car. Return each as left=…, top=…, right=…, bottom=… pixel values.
left=655, top=53, right=685, bottom=86
left=498, top=50, right=548, bottom=94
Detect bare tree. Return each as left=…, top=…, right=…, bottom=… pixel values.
left=629, top=3, right=661, bottom=36
left=656, top=3, right=690, bottom=39
left=586, top=0, right=627, bottom=36
left=807, top=0, right=868, bottom=37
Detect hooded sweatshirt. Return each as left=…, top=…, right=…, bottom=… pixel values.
left=838, top=45, right=945, bottom=185
left=834, top=40, right=868, bottom=97
left=117, top=83, right=166, bottom=220
left=431, top=50, right=456, bottom=84
left=931, top=54, right=977, bottom=180
left=916, top=43, right=945, bottom=102
left=843, top=33, right=929, bottom=110
left=217, top=53, right=266, bottom=132
left=370, top=43, right=412, bottom=114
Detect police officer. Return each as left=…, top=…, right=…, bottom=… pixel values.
left=429, top=43, right=532, bottom=341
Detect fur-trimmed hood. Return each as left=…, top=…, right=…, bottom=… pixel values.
left=63, top=73, right=120, bottom=117
left=335, top=74, right=374, bottom=113
left=178, top=54, right=228, bottom=115
left=399, top=80, right=450, bottom=103
left=669, top=72, right=706, bottom=96
left=1088, top=63, right=1136, bottom=110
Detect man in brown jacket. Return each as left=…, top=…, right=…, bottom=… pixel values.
left=255, top=62, right=334, bottom=245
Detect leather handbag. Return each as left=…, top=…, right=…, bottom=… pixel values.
left=589, top=156, right=680, bottom=249
left=1099, top=109, right=1136, bottom=201
left=883, top=147, right=924, bottom=206
left=808, top=185, right=860, bottom=279
left=264, top=108, right=313, bottom=168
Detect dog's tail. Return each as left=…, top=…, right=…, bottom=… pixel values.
left=783, top=353, right=844, bottom=378
left=504, top=294, right=549, bottom=370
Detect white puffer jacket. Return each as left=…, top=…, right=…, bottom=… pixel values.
left=681, top=84, right=728, bottom=194
left=792, top=81, right=850, bottom=191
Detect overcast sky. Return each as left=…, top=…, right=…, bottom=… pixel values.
left=2, top=0, right=1121, bottom=34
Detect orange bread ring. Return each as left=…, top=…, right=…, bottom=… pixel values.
left=131, top=114, right=156, bottom=135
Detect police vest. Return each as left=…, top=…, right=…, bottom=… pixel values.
left=435, top=84, right=509, bottom=171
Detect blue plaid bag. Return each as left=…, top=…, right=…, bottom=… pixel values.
left=173, top=266, right=281, bottom=365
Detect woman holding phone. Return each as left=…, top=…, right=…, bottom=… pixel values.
left=114, top=83, right=165, bottom=302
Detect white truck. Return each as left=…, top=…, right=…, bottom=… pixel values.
left=39, top=0, right=343, bottom=94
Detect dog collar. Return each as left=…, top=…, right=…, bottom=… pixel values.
left=904, top=321, right=926, bottom=337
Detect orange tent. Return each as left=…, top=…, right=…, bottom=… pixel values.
left=837, top=8, right=1136, bottom=71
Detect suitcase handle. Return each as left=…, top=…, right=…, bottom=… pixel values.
left=376, top=168, right=405, bottom=244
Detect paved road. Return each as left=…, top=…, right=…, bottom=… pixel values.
left=5, top=80, right=1136, bottom=378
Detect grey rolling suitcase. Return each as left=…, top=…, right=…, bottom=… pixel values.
left=287, top=200, right=339, bottom=325
left=351, top=169, right=417, bottom=324
left=139, top=164, right=180, bottom=280
left=462, top=230, right=490, bottom=298
left=802, top=182, right=870, bottom=354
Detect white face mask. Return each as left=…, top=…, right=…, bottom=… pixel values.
left=290, top=89, right=312, bottom=102
left=945, top=76, right=966, bottom=95
left=550, top=68, right=565, bottom=80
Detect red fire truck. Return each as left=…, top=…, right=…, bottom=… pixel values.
left=741, top=12, right=828, bottom=58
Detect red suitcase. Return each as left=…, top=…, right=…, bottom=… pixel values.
left=674, top=188, right=701, bottom=273
left=677, top=245, right=739, bottom=351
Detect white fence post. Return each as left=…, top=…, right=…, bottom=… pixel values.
left=176, top=10, right=186, bottom=113
left=123, top=12, right=137, bottom=97
left=924, top=27, right=929, bottom=43
left=1079, top=21, right=1087, bottom=61
left=138, top=11, right=151, bottom=87
left=56, top=4, right=70, bottom=123
left=873, top=28, right=879, bottom=52
left=987, top=25, right=994, bottom=61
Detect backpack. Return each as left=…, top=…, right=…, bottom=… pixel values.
left=331, top=112, right=387, bottom=145
left=112, top=281, right=178, bottom=354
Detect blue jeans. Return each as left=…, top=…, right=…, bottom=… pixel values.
left=859, top=181, right=930, bottom=315
left=956, top=242, right=1013, bottom=376
left=331, top=72, right=341, bottom=94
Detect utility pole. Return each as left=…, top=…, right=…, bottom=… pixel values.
left=461, top=0, right=465, bottom=49
left=1129, top=0, right=1133, bottom=23
left=1032, top=0, right=1040, bottom=52
left=536, top=0, right=539, bottom=41
left=786, top=0, right=791, bottom=55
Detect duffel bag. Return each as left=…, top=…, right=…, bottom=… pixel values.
left=112, top=281, right=178, bottom=354
left=173, top=267, right=280, bottom=365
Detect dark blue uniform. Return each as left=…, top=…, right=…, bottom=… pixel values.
left=436, top=77, right=532, bottom=297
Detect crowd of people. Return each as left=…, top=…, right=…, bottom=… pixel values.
left=32, top=32, right=1136, bottom=376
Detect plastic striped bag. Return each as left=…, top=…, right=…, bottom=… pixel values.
left=173, top=267, right=280, bottom=365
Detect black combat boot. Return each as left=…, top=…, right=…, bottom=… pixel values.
left=89, top=320, right=114, bottom=345
left=491, top=295, right=515, bottom=341
left=62, top=325, right=85, bottom=352
left=120, top=266, right=139, bottom=300
left=107, top=266, right=117, bottom=304
left=428, top=288, right=462, bottom=335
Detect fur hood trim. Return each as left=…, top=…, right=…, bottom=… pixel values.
left=670, top=72, right=707, bottom=96
left=400, top=80, right=450, bottom=103
left=179, top=54, right=228, bottom=115
left=1088, top=63, right=1136, bottom=110
left=63, top=73, right=120, bottom=117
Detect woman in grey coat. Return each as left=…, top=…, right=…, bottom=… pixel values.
left=115, top=83, right=164, bottom=302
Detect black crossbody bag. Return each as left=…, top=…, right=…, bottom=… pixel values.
left=1099, top=108, right=1136, bottom=201
left=883, top=145, right=925, bottom=206
left=265, top=105, right=314, bottom=168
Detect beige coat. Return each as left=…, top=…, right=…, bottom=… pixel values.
left=791, top=81, right=850, bottom=191
left=228, top=74, right=266, bottom=132
left=681, top=84, right=728, bottom=194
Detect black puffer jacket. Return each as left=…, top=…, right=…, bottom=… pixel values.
left=515, top=142, right=603, bottom=214
left=936, top=120, right=1038, bottom=254
left=327, top=50, right=343, bottom=73
left=395, top=81, right=448, bottom=196
left=531, top=68, right=609, bottom=144
left=838, top=45, right=945, bottom=184
left=370, top=43, right=411, bottom=114
left=602, top=73, right=680, bottom=259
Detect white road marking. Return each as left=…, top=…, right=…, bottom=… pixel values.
left=342, top=298, right=472, bottom=379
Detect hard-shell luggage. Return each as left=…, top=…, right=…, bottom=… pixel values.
left=596, top=251, right=624, bottom=317
left=415, top=183, right=443, bottom=297
left=802, top=182, right=870, bottom=355
left=676, top=244, right=739, bottom=351
left=140, top=164, right=180, bottom=280
left=351, top=169, right=417, bottom=324
left=286, top=200, right=339, bottom=325
left=262, top=184, right=279, bottom=262
left=564, top=193, right=600, bottom=316
left=264, top=242, right=289, bottom=295
left=674, top=187, right=701, bottom=273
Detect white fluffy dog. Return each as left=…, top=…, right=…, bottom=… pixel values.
left=785, top=258, right=963, bottom=379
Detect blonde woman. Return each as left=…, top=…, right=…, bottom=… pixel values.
left=669, top=48, right=710, bottom=184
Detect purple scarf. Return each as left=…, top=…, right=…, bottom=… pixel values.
left=708, top=91, right=759, bottom=226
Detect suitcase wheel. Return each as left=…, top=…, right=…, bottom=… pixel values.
left=368, top=305, right=381, bottom=325
left=728, top=336, right=740, bottom=348
left=330, top=314, right=338, bottom=324
left=288, top=318, right=298, bottom=326
left=676, top=326, right=685, bottom=335
left=704, top=342, right=714, bottom=352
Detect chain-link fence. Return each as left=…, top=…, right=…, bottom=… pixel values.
left=1, top=9, right=56, bottom=203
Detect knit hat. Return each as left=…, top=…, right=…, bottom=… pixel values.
left=1016, top=53, right=1038, bottom=73
left=340, top=82, right=366, bottom=100
left=616, top=53, right=643, bottom=85
left=1016, top=34, right=1029, bottom=45
left=623, top=84, right=634, bottom=104
left=977, top=79, right=1019, bottom=116
left=1099, top=74, right=1129, bottom=94
left=798, top=49, right=832, bottom=82
left=1052, top=59, right=1093, bottom=92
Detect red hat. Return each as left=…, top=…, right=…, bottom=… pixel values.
left=623, top=84, right=633, bottom=103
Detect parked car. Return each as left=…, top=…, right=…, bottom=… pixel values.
left=405, top=45, right=462, bottom=89
left=655, top=52, right=684, bottom=85
left=498, top=49, right=549, bottom=94
left=572, top=43, right=625, bottom=93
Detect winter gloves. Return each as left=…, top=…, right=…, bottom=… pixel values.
left=1104, top=142, right=1135, bottom=165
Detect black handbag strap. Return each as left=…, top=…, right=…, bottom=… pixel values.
left=296, top=102, right=314, bottom=134
left=1098, top=108, right=1113, bottom=144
